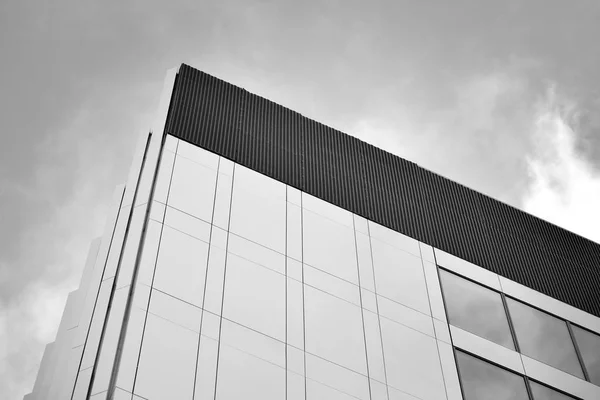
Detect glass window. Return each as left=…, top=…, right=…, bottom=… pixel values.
left=506, top=298, right=584, bottom=378
left=455, top=351, right=529, bottom=400
left=572, top=325, right=600, bottom=385
left=439, top=270, right=515, bottom=349
left=530, top=381, right=577, bottom=400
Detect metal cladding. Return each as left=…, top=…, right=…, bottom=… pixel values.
left=166, top=64, right=600, bottom=317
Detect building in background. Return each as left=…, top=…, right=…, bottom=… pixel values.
left=25, top=64, right=600, bottom=400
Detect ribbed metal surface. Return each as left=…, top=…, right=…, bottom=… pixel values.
left=167, top=64, right=600, bottom=317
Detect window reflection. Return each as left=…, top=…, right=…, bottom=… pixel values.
left=439, top=270, right=514, bottom=349
left=572, top=325, right=600, bottom=385
left=455, top=351, right=529, bottom=400
left=506, top=298, right=584, bottom=378
left=530, top=381, right=576, bottom=400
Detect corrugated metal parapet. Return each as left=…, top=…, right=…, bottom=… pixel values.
left=165, top=63, right=600, bottom=318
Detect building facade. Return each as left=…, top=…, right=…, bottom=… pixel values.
left=25, top=64, right=600, bottom=400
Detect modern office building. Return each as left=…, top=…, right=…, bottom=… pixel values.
left=25, top=64, right=600, bottom=400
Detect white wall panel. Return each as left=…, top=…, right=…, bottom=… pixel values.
left=450, top=325, right=524, bottom=374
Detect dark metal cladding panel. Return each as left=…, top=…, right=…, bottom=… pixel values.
left=166, top=64, right=600, bottom=317
left=168, top=66, right=244, bottom=159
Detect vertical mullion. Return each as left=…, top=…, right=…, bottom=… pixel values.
left=192, top=154, right=223, bottom=399
left=501, top=294, right=521, bottom=354
left=284, top=186, right=288, bottom=400
left=212, top=163, right=236, bottom=400
left=300, top=192, right=307, bottom=400
left=366, top=222, right=390, bottom=400
left=351, top=217, right=372, bottom=400
left=523, top=376, right=535, bottom=400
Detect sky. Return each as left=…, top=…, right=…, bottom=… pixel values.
left=1, top=1, right=599, bottom=398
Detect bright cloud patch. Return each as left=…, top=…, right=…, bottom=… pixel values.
left=523, top=88, right=600, bottom=243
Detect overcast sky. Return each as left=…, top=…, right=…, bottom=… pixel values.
left=1, top=1, right=600, bottom=398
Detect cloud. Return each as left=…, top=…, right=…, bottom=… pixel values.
left=346, top=63, right=545, bottom=209
left=523, top=87, right=600, bottom=243
left=0, top=94, right=143, bottom=399
left=0, top=280, right=73, bottom=398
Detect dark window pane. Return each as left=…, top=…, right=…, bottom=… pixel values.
left=506, top=298, right=584, bottom=378
left=530, top=381, right=576, bottom=400
left=439, top=270, right=514, bottom=349
left=455, top=351, right=529, bottom=400
left=572, top=325, right=600, bottom=385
